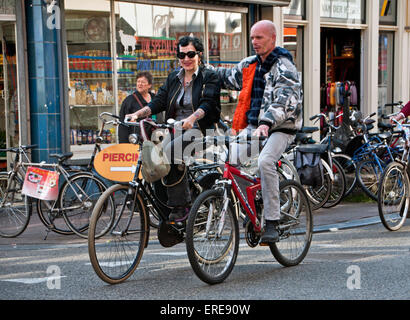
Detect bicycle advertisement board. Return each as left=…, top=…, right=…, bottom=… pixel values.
left=94, top=143, right=142, bottom=182
left=22, top=166, right=59, bottom=200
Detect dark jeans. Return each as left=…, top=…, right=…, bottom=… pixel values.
left=162, top=128, right=203, bottom=207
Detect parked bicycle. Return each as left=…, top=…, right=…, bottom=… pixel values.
left=0, top=145, right=108, bottom=238
left=377, top=115, right=410, bottom=231
left=185, top=134, right=313, bottom=285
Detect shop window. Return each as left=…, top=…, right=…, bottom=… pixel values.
left=115, top=2, right=205, bottom=100
left=283, top=0, right=305, bottom=20
left=207, top=11, right=245, bottom=121
left=320, top=28, right=361, bottom=137
left=378, top=32, right=394, bottom=118
left=379, top=0, right=397, bottom=26
left=65, top=8, right=115, bottom=154
left=283, top=25, right=303, bottom=75
left=320, top=0, right=365, bottom=24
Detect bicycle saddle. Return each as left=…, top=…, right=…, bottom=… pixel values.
left=297, top=144, right=328, bottom=154
left=378, top=132, right=392, bottom=140
left=49, top=152, right=74, bottom=163
left=300, top=126, right=319, bottom=134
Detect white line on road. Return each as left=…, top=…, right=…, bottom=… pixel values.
left=1, top=276, right=66, bottom=284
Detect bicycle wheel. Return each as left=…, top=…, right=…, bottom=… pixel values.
left=61, top=173, right=110, bottom=238
left=36, top=199, right=74, bottom=235
left=378, top=161, right=409, bottom=231
left=323, top=159, right=346, bottom=208
left=270, top=180, right=313, bottom=267
left=304, top=159, right=332, bottom=210
left=88, top=184, right=148, bottom=284
left=356, top=158, right=382, bottom=201
left=332, top=154, right=357, bottom=197
left=0, top=172, right=32, bottom=238
left=279, top=157, right=300, bottom=183
left=186, top=188, right=239, bottom=285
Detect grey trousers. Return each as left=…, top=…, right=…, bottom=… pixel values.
left=231, top=125, right=295, bottom=221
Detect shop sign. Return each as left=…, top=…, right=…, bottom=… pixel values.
left=94, top=144, right=142, bottom=182
left=219, top=0, right=291, bottom=5
left=321, top=0, right=363, bottom=21
left=177, top=32, right=242, bottom=55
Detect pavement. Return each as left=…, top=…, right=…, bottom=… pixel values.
left=0, top=200, right=381, bottom=247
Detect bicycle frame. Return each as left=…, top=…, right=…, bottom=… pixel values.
left=222, top=163, right=263, bottom=232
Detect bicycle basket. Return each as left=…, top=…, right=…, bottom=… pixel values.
left=140, top=119, right=170, bottom=183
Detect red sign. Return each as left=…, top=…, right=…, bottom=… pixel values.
left=22, top=167, right=59, bottom=201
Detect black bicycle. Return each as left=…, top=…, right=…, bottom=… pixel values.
left=87, top=118, right=223, bottom=284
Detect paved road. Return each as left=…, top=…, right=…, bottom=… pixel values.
left=1, top=201, right=409, bottom=302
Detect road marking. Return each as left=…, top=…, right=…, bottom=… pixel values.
left=1, top=276, right=66, bottom=284
left=147, top=252, right=187, bottom=256
left=85, top=261, right=134, bottom=267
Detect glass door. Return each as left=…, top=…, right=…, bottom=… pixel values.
left=0, top=22, right=18, bottom=170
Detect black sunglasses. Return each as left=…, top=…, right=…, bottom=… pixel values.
left=177, top=51, right=200, bottom=59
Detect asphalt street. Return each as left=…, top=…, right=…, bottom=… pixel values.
left=1, top=200, right=409, bottom=302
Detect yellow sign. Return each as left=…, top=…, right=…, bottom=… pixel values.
left=94, top=144, right=141, bottom=182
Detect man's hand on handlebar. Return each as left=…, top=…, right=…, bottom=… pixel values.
left=253, top=124, right=270, bottom=137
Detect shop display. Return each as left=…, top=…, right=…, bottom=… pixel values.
left=116, top=34, right=179, bottom=103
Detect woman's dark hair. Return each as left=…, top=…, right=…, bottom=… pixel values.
left=177, top=36, right=205, bottom=64
left=136, top=71, right=153, bottom=85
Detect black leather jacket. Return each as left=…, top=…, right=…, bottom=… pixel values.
left=148, top=66, right=221, bottom=132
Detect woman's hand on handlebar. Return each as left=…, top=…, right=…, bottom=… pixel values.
left=180, top=116, right=196, bottom=130
left=126, top=106, right=152, bottom=122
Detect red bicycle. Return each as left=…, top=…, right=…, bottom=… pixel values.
left=185, top=135, right=313, bottom=284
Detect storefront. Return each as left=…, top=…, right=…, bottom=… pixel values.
left=62, top=0, right=291, bottom=159
left=2, top=0, right=409, bottom=164
left=0, top=0, right=29, bottom=170
left=281, top=0, right=409, bottom=138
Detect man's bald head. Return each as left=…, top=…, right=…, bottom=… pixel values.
left=251, top=20, right=277, bottom=37
left=250, top=20, right=277, bottom=62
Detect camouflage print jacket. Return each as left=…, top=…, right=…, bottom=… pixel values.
left=215, top=47, right=303, bottom=133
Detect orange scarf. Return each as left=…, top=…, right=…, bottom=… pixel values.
left=232, top=63, right=258, bottom=132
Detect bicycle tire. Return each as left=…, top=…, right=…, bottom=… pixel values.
left=0, top=172, right=32, bottom=238
left=304, top=159, right=332, bottom=210
left=270, top=180, right=313, bottom=267
left=36, top=200, right=74, bottom=235
left=356, top=158, right=382, bottom=201
left=323, top=159, right=346, bottom=208
left=332, top=153, right=357, bottom=197
left=61, top=173, right=110, bottom=238
left=88, top=183, right=148, bottom=284
left=377, top=161, right=409, bottom=231
left=280, top=157, right=301, bottom=183
left=186, top=188, right=239, bottom=285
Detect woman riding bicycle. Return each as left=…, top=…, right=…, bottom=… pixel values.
left=126, top=36, right=221, bottom=222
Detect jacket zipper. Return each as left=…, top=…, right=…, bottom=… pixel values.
left=167, top=82, right=182, bottom=119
